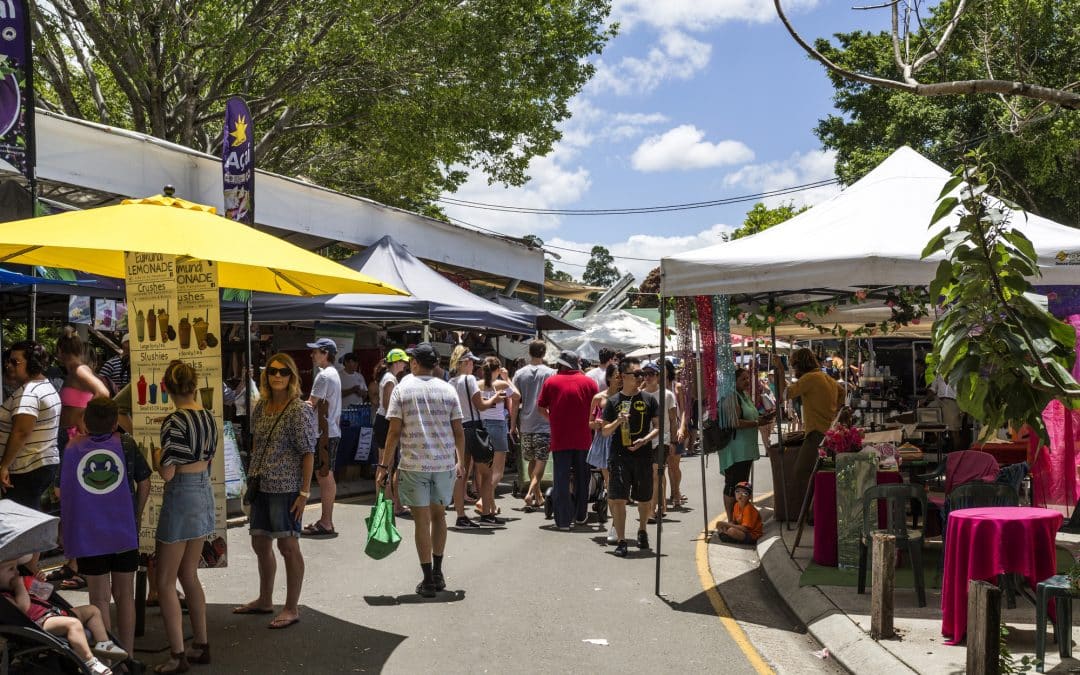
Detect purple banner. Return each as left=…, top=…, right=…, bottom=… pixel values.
left=222, top=96, right=253, bottom=224
left=0, top=0, right=34, bottom=180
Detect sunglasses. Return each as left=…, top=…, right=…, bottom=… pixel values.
left=266, top=366, right=292, bottom=377
left=625, top=371, right=644, bottom=378
left=6, top=357, right=23, bottom=366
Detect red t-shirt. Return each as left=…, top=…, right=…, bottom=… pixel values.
left=538, top=371, right=598, bottom=452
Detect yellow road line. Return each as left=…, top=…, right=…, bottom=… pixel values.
left=695, top=490, right=776, bottom=675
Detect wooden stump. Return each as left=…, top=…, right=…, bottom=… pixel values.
left=870, top=532, right=896, bottom=639
left=967, top=580, right=1002, bottom=675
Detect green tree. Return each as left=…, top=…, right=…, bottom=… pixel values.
left=32, top=0, right=615, bottom=210
left=582, top=245, right=620, bottom=288
left=806, top=3, right=1080, bottom=225
left=630, top=266, right=660, bottom=308
left=724, top=201, right=809, bottom=241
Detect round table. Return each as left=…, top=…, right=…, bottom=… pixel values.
left=941, top=506, right=1062, bottom=645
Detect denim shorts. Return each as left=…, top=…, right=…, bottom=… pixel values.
left=398, top=469, right=454, bottom=508
left=249, top=491, right=301, bottom=539
left=483, top=419, right=509, bottom=452
left=157, top=471, right=216, bottom=544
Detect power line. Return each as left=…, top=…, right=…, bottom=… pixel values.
left=446, top=215, right=660, bottom=264
left=437, top=178, right=840, bottom=215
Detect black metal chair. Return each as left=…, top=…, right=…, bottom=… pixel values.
left=857, top=483, right=928, bottom=607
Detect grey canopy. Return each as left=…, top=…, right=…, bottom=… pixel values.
left=0, top=501, right=59, bottom=562
left=227, top=235, right=536, bottom=334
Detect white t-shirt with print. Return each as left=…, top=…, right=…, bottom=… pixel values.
left=310, top=366, right=342, bottom=438
left=0, top=379, right=61, bottom=474
left=450, top=374, right=481, bottom=423
left=386, top=375, right=463, bottom=473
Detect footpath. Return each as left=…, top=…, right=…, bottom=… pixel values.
left=707, top=495, right=1080, bottom=674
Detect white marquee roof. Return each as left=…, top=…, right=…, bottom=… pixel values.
left=661, top=146, right=1080, bottom=298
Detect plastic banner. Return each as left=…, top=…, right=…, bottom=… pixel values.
left=222, top=96, right=253, bottom=224
left=0, top=0, right=34, bottom=179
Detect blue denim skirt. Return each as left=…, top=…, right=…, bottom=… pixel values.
left=249, top=491, right=301, bottom=539
left=157, top=471, right=216, bottom=544
left=483, top=418, right=509, bottom=452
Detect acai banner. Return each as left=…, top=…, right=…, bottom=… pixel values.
left=0, top=0, right=34, bottom=179
left=222, top=95, right=253, bottom=224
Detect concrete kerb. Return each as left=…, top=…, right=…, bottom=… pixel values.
left=752, top=519, right=918, bottom=675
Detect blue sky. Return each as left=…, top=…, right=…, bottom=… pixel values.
left=441, top=1, right=894, bottom=282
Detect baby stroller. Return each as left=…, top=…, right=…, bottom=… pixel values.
left=543, top=465, right=608, bottom=527
left=0, top=501, right=136, bottom=674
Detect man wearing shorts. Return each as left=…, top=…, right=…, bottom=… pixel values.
left=378, top=343, right=465, bottom=598
left=303, top=338, right=342, bottom=536
left=602, top=357, right=659, bottom=557
left=512, top=340, right=555, bottom=509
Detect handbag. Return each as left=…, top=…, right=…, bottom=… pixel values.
left=364, top=488, right=402, bottom=559
left=462, top=378, right=494, bottom=463
left=242, top=401, right=288, bottom=514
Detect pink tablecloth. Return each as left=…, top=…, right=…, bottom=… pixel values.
left=812, top=470, right=903, bottom=567
left=941, top=506, right=1062, bottom=645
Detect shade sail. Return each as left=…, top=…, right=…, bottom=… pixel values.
left=488, top=294, right=581, bottom=332
left=662, top=147, right=1080, bottom=297
left=228, top=235, right=536, bottom=334
left=0, top=195, right=407, bottom=297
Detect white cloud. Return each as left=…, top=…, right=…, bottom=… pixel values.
left=723, top=149, right=840, bottom=208
left=560, top=99, right=669, bottom=149
left=612, top=0, right=821, bottom=32
left=589, top=30, right=711, bottom=96
left=631, top=125, right=754, bottom=172
left=441, top=151, right=590, bottom=237
left=549, top=222, right=736, bottom=282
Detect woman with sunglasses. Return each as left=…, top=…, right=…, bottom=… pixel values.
left=233, top=354, right=315, bottom=631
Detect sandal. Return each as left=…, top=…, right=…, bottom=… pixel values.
left=42, top=564, right=78, bottom=583
left=301, top=522, right=336, bottom=537
left=153, top=652, right=189, bottom=674
left=185, top=642, right=210, bottom=665
left=60, top=575, right=88, bottom=591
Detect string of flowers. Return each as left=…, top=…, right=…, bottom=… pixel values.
left=735, top=286, right=931, bottom=337
left=820, top=425, right=864, bottom=458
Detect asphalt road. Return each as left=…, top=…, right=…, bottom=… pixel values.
left=122, top=452, right=834, bottom=673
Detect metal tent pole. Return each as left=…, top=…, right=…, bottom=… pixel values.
left=694, top=322, right=708, bottom=537
left=243, top=298, right=254, bottom=451
left=655, top=297, right=667, bottom=597
left=770, top=298, right=790, bottom=529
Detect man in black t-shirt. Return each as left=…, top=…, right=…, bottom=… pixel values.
left=602, top=357, right=659, bottom=557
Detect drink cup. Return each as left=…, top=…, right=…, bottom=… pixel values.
left=200, top=386, right=214, bottom=410
left=620, top=401, right=632, bottom=446
left=160, top=381, right=168, bottom=404
left=179, top=317, right=191, bottom=349
left=158, top=310, right=169, bottom=343
left=147, top=308, right=157, bottom=341
left=193, top=318, right=208, bottom=350
left=148, top=383, right=157, bottom=405
left=137, top=375, right=148, bottom=406
left=136, top=310, right=145, bottom=342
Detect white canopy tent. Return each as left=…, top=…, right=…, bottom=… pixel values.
left=662, top=146, right=1080, bottom=298
left=546, top=309, right=683, bottom=358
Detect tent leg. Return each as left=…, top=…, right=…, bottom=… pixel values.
left=655, top=296, right=667, bottom=597
left=770, top=315, right=791, bottom=530
left=243, top=298, right=254, bottom=451
left=694, top=323, right=709, bottom=538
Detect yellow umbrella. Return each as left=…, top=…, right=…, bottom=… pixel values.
left=0, top=195, right=407, bottom=296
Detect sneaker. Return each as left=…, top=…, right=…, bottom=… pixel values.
left=415, top=580, right=437, bottom=598
left=558, top=525, right=572, bottom=532
left=455, top=516, right=480, bottom=529
left=575, top=516, right=589, bottom=526
left=93, top=640, right=128, bottom=661
left=606, top=526, right=618, bottom=544
left=613, top=541, right=629, bottom=557
left=84, top=657, right=112, bottom=675
left=637, top=530, right=650, bottom=550
left=479, top=514, right=503, bottom=526
left=432, top=571, right=446, bottom=592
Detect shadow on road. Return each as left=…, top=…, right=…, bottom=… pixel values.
left=364, top=590, right=467, bottom=606
left=134, top=603, right=407, bottom=673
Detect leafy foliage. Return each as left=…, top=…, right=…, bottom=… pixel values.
left=31, top=0, right=614, bottom=210
left=723, top=202, right=808, bottom=241
left=582, top=245, right=620, bottom=288
left=630, top=266, right=660, bottom=308
left=813, top=1, right=1080, bottom=226
left=922, top=149, right=1080, bottom=442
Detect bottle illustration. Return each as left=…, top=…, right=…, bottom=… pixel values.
left=147, top=307, right=157, bottom=341
left=160, top=379, right=168, bottom=404
left=136, top=308, right=145, bottom=343
left=148, top=380, right=157, bottom=405
left=620, top=400, right=632, bottom=446
left=137, top=375, right=148, bottom=406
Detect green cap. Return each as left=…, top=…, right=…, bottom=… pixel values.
left=386, top=348, right=408, bottom=364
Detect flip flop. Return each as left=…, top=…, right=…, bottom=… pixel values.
left=301, top=522, right=336, bottom=536
left=268, top=616, right=300, bottom=630
left=232, top=605, right=274, bottom=615
left=43, top=564, right=77, bottom=583
left=60, top=575, right=87, bottom=591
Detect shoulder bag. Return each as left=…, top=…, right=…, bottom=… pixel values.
left=242, top=400, right=289, bottom=512
left=462, top=377, right=494, bottom=464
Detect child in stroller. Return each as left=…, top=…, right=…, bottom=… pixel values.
left=1, top=556, right=127, bottom=674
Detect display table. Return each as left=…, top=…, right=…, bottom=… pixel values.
left=812, top=469, right=903, bottom=567
left=941, top=506, right=1062, bottom=645
left=970, top=442, right=1028, bottom=466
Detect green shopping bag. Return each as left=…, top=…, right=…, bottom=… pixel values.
left=364, top=489, right=402, bottom=559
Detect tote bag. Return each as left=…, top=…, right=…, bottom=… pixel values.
left=364, top=489, right=402, bottom=560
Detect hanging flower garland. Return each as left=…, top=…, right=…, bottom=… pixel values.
left=735, top=286, right=931, bottom=337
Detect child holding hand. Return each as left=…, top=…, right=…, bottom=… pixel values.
left=717, top=481, right=763, bottom=545
left=1, top=557, right=126, bottom=674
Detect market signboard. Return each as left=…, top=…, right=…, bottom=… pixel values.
left=0, top=0, right=34, bottom=179
left=125, top=252, right=227, bottom=567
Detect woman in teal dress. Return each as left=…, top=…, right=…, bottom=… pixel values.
left=721, top=368, right=774, bottom=521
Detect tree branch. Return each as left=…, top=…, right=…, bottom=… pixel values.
left=773, top=0, right=1080, bottom=110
